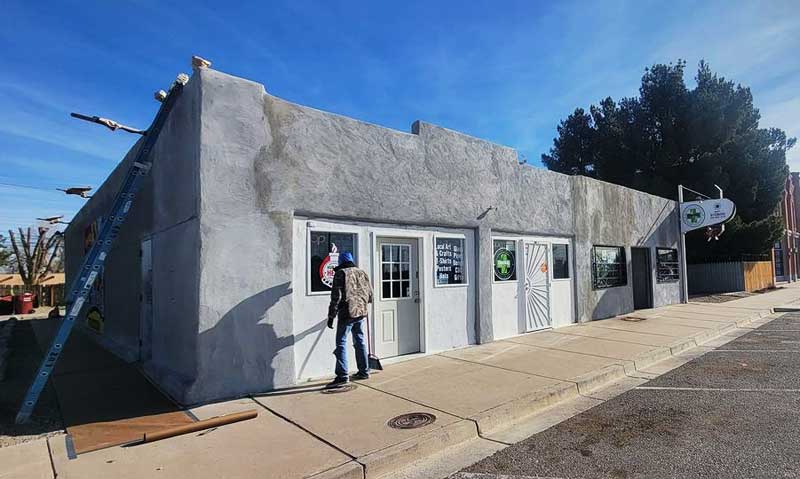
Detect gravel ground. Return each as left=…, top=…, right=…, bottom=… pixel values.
left=456, top=313, right=800, bottom=479
left=0, top=318, right=64, bottom=448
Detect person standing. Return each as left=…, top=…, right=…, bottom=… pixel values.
left=326, top=251, right=373, bottom=388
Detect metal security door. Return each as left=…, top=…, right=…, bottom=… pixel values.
left=523, top=242, right=551, bottom=331
left=375, top=238, right=421, bottom=358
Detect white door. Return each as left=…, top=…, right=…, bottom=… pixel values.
left=523, top=242, right=551, bottom=331
left=139, top=238, right=153, bottom=362
left=374, top=238, right=421, bottom=358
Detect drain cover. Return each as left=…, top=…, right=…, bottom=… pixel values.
left=621, top=316, right=646, bottom=322
left=321, top=384, right=357, bottom=394
left=387, top=412, right=436, bottom=429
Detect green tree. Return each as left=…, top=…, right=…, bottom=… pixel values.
left=542, top=60, right=795, bottom=259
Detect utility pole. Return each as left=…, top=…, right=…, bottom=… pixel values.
left=678, top=185, right=688, bottom=303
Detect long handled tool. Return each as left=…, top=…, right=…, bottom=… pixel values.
left=365, top=316, right=383, bottom=371
left=15, top=73, right=190, bottom=424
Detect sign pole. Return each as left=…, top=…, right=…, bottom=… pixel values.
left=678, top=185, right=689, bottom=303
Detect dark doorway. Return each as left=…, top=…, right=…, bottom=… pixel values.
left=631, top=247, right=653, bottom=310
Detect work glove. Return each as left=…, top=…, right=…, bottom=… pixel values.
left=327, top=317, right=334, bottom=329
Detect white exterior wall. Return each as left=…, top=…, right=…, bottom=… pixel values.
left=292, top=217, right=476, bottom=382
left=491, top=234, right=575, bottom=340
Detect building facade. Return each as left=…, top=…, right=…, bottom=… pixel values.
left=774, top=172, right=800, bottom=282
left=65, top=67, right=683, bottom=405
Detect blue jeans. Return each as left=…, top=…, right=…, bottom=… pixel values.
left=334, top=317, right=369, bottom=379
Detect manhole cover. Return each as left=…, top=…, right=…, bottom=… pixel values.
left=321, top=384, right=357, bottom=394
left=621, top=316, right=646, bottom=322
left=387, top=412, right=436, bottom=429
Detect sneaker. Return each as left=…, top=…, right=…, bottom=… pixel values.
left=325, top=377, right=349, bottom=389
left=351, top=371, right=370, bottom=381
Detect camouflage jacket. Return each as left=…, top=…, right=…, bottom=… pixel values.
left=328, top=262, right=373, bottom=322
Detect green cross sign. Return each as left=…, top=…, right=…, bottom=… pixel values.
left=683, top=205, right=705, bottom=226
left=494, top=248, right=515, bottom=281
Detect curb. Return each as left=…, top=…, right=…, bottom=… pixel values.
left=314, top=307, right=777, bottom=479
left=358, top=419, right=477, bottom=479
left=773, top=306, right=800, bottom=313
left=307, top=461, right=365, bottom=479
left=468, top=381, right=578, bottom=436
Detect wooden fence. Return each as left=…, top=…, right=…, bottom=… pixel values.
left=743, top=261, right=775, bottom=292
left=688, top=260, right=775, bottom=294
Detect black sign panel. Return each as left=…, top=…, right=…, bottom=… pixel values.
left=435, top=237, right=465, bottom=285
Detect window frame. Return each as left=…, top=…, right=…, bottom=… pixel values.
left=591, top=245, right=628, bottom=290
left=655, top=247, right=680, bottom=283
left=306, top=228, right=359, bottom=296
left=550, top=242, right=571, bottom=281
left=433, top=234, right=469, bottom=288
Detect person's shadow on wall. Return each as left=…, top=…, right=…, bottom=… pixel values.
left=196, top=282, right=328, bottom=401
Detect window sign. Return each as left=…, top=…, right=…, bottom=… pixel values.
left=435, top=237, right=466, bottom=286
left=592, top=245, right=627, bottom=289
left=493, top=240, right=517, bottom=281
left=552, top=244, right=570, bottom=279
left=309, top=231, right=357, bottom=293
left=656, top=248, right=679, bottom=283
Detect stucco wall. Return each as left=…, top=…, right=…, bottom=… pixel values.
left=572, top=176, right=681, bottom=321
left=64, top=75, right=202, bottom=401
left=66, top=67, right=682, bottom=405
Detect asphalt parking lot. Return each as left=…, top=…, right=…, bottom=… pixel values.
left=453, top=313, right=800, bottom=479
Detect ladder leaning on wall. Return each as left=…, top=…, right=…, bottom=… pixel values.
left=15, top=73, right=189, bottom=424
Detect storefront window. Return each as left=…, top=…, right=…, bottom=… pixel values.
left=552, top=244, right=569, bottom=279
left=592, top=245, right=627, bottom=289
left=656, top=248, right=679, bottom=283
left=493, top=240, right=517, bottom=281
left=309, top=231, right=357, bottom=293
left=435, top=237, right=466, bottom=286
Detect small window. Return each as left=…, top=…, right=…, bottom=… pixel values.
left=656, top=248, right=680, bottom=283
left=493, top=240, right=517, bottom=281
left=552, top=244, right=570, bottom=279
left=592, top=246, right=627, bottom=289
left=435, top=237, right=466, bottom=286
left=381, top=244, right=411, bottom=299
left=309, top=231, right=357, bottom=293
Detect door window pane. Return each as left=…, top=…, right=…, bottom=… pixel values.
left=493, top=239, right=517, bottom=281
left=552, top=244, right=569, bottom=279
left=401, top=263, right=410, bottom=279
left=310, top=231, right=356, bottom=293
left=381, top=244, right=412, bottom=299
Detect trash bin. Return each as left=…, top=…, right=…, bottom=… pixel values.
left=13, top=293, right=34, bottom=315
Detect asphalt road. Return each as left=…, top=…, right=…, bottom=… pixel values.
left=453, top=313, right=800, bottom=479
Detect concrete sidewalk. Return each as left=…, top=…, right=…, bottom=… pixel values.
left=7, top=285, right=800, bottom=479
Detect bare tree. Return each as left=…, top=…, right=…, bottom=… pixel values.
left=8, top=226, right=64, bottom=292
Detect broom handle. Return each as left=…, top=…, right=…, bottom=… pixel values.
left=365, top=313, right=373, bottom=356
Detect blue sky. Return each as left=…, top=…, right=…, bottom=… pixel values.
left=0, top=0, right=798, bottom=235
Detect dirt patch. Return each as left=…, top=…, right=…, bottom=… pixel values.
left=0, top=318, right=64, bottom=448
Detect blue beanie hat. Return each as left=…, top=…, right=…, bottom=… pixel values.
left=340, top=251, right=354, bottom=263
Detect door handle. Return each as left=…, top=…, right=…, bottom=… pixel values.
left=414, top=290, right=420, bottom=303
